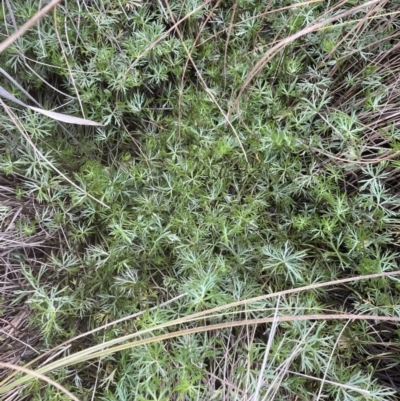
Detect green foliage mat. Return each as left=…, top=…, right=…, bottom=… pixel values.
left=1, top=0, right=400, bottom=399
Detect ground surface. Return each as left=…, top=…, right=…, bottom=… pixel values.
left=1, top=1, right=400, bottom=400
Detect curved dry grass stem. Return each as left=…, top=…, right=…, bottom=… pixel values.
left=234, top=0, right=382, bottom=109
left=0, top=99, right=110, bottom=209
left=16, top=313, right=400, bottom=381
left=287, top=369, right=370, bottom=396
left=322, top=1, right=390, bottom=63
left=252, top=295, right=280, bottom=401
left=122, top=0, right=212, bottom=80
left=261, top=322, right=318, bottom=401
left=73, top=314, right=400, bottom=362
left=53, top=8, right=86, bottom=119
left=1, top=271, right=399, bottom=394
left=4, top=293, right=187, bottom=384
left=198, top=0, right=323, bottom=48
left=0, top=362, right=80, bottom=401
left=316, top=321, right=351, bottom=400
left=166, top=0, right=221, bottom=139
left=163, top=0, right=249, bottom=162
left=306, top=111, right=400, bottom=165
left=0, top=0, right=62, bottom=54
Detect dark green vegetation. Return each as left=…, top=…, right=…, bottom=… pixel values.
left=1, top=0, right=400, bottom=399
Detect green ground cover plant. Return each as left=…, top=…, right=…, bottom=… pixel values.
left=1, top=0, right=400, bottom=399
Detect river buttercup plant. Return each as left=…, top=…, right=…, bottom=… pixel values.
left=1, top=0, right=400, bottom=400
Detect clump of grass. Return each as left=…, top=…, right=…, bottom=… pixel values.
left=1, top=0, right=400, bottom=400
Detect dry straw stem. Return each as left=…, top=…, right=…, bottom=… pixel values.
left=0, top=293, right=188, bottom=387
left=287, top=369, right=370, bottom=396
left=0, top=0, right=63, bottom=54
left=0, top=85, right=103, bottom=126
left=0, top=68, right=81, bottom=142
left=309, top=111, right=400, bottom=165
left=122, top=0, right=213, bottom=79
left=234, top=0, right=383, bottom=109
left=53, top=7, right=86, bottom=119
left=198, top=0, right=324, bottom=47
left=252, top=295, right=281, bottom=400
left=0, top=0, right=102, bottom=126
left=162, top=0, right=249, bottom=162
left=4, top=313, right=400, bottom=394
left=0, top=363, right=80, bottom=401
left=321, top=0, right=391, bottom=63
left=316, top=321, right=351, bottom=400
left=1, top=270, right=399, bottom=393
left=168, top=0, right=221, bottom=139
left=0, top=99, right=110, bottom=209
left=260, top=322, right=318, bottom=401
left=58, top=314, right=400, bottom=364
